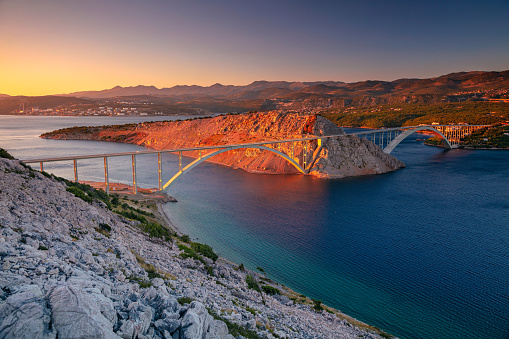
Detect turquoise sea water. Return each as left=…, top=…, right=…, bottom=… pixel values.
left=1, top=116, right=508, bottom=339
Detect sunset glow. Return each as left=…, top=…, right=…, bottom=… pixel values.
left=1, top=0, right=508, bottom=96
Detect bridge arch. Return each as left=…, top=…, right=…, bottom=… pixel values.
left=384, top=126, right=452, bottom=154
left=162, top=145, right=305, bottom=190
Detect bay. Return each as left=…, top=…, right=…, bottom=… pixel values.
left=1, top=115, right=508, bottom=339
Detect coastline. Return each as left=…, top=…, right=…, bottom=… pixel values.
left=151, top=195, right=393, bottom=338
left=0, top=152, right=391, bottom=338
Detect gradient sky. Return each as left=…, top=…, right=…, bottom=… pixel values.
left=1, top=0, right=508, bottom=96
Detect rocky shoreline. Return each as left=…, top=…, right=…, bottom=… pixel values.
left=0, top=151, right=390, bottom=338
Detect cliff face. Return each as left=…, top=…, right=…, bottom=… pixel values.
left=42, top=112, right=405, bottom=178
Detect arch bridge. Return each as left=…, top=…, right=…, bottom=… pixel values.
left=22, top=124, right=490, bottom=192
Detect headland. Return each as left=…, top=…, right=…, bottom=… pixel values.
left=41, top=111, right=405, bottom=179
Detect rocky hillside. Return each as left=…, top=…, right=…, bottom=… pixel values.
left=0, top=152, right=388, bottom=338
left=42, top=112, right=405, bottom=178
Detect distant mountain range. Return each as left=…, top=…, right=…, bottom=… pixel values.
left=61, top=70, right=509, bottom=101
left=63, top=80, right=344, bottom=99
left=1, top=70, right=508, bottom=114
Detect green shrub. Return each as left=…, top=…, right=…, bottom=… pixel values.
left=145, top=264, right=162, bottom=279
left=180, top=234, right=191, bottom=243
left=191, top=242, right=218, bottom=261
left=178, top=244, right=200, bottom=261
left=178, top=297, right=193, bottom=305
left=246, top=275, right=260, bottom=292
left=38, top=245, right=48, bottom=250
left=207, top=309, right=262, bottom=339
left=261, top=285, right=280, bottom=295
left=66, top=186, right=93, bottom=203
left=111, top=196, right=120, bottom=205
left=245, top=306, right=257, bottom=315
left=128, top=275, right=152, bottom=288
left=0, top=148, right=14, bottom=160
left=99, top=223, right=111, bottom=232
left=312, top=299, right=323, bottom=312
left=117, top=210, right=147, bottom=223
left=94, top=227, right=110, bottom=238
left=40, top=171, right=52, bottom=178
left=138, top=222, right=172, bottom=241
left=62, top=179, right=112, bottom=208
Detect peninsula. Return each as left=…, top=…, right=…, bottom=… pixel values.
left=41, top=112, right=405, bottom=179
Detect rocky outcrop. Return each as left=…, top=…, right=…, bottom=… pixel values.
left=0, top=154, right=387, bottom=338
left=42, top=112, right=404, bottom=178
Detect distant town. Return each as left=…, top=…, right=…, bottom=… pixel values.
left=16, top=105, right=163, bottom=116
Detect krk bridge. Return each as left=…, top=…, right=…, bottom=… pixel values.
left=23, top=124, right=490, bottom=193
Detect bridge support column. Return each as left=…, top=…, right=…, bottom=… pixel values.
left=73, top=159, right=78, bottom=182
left=104, top=157, right=109, bottom=194
left=303, top=140, right=308, bottom=168
left=132, top=154, right=137, bottom=195
left=158, top=153, right=162, bottom=191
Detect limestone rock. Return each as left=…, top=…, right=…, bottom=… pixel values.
left=204, top=320, right=229, bottom=339
left=0, top=285, right=55, bottom=339
left=180, top=301, right=213, bottom=339
left=49, top=285, right=120, bottom=339
left=0, top=154, right=388, bottom=339
left=117, top=303, right=153, bottom=338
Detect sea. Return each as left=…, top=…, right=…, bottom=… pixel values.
left=1, top=115, right=508, bottom=339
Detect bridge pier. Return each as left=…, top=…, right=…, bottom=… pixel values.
left=158, top=153, right=162, bottom=191
left=104, top=157, right=109, bottom=194
left=73, top=159, right=78, bottom=182
left=132, top=154, right=137, bottom=194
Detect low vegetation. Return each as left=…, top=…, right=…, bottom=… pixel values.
left=462, top=125, right=509, bottom=148
left=261, top=285, right=280, bottom=295
left=178, top=297, right=194, bottom=305
left=207, top=308, right=263, bottom=339
left=322, top=102, right=509, bottom=128
left=0, top=148, right=15, bottom=160
left=245, top=275, right=261, bottom=293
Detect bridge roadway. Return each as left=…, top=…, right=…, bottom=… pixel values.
left=22, top=124, right=491, bottom=193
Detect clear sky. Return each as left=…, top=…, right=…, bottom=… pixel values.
left=1, top=0, right=508, bottom=96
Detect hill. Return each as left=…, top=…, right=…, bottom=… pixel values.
left=3, top=70, right=508, bottom=116
left=0, top=149, right=389, bottom=338
left=63, top=70, right=509, bottom=103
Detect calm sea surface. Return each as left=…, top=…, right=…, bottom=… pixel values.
left=1, top=116, right=508, bottom=339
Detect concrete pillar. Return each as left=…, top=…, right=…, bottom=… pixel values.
left=158, top=153, right=162, bottom=191
left=132, top=154, right=137, bottom=195
left=73, top=159, right=78, bottom=182
left=104, top=157, right=109, bottom=194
